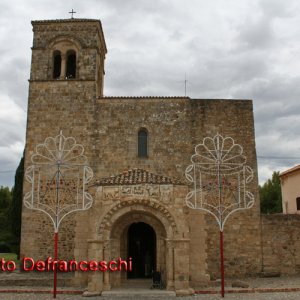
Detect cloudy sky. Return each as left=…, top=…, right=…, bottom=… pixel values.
left=0, top=0, right=300, bottom=187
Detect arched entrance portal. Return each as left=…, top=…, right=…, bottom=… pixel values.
left=108, top=209, right=169, bottom=289
left=88, top=197, right=192, bottom=294
left=127, top=222, right=156, bottom=279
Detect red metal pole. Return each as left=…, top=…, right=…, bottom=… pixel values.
left=53, top=231, right=58, bottom=298
left=220, top=230, right=225, bottom=297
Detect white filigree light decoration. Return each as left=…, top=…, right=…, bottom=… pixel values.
left=24, top=131, right=93, bottom=232
left=185, top=134, right=254, bottom=231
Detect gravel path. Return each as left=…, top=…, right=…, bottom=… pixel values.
left=0, top=292, right=300, bottom=300
left=1, top=274, right=300, bottom=299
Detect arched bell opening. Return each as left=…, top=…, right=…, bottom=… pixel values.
left=66, top=50, right=77, bottom=78
left=52, top=50, right=61, bottom=79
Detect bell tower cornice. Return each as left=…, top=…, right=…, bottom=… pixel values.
left=31, top=19, right=107, bottom=54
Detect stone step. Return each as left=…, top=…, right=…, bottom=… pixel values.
left=0, top=273, right=73, bottom=287
left=102, top=289, right=176, bottom=298
left=121, top=279, right=152, bottom=289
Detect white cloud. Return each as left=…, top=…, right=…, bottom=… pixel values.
left=0, top=94, right=26, bottom=123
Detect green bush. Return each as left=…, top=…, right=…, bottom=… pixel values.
left=260, top=171, right=282, bottom=214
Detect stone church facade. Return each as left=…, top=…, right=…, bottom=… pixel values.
left=20, top=19, right=262, bottom=295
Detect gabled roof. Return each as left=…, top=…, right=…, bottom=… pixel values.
left=94, top=168, right=183, bottom=186
left=280, top=164, right=300, bottom=178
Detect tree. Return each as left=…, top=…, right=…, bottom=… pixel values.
left=259, top=171, right=282, bottom=214
left=0, top=186, right=12, bottom=229
left=0, top=186, right=12, bottom=209
left=11, top=155, right=24, bottom=238
left=0, top=186, right=13, bottom=252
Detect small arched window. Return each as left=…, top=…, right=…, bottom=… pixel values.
left=296, top=197, right=300, bottom=211
left=66, top=50, right=76, bottom=78
left=53, top=51, right=61, bottom=79
left=138, top=129, right=148, bottom=158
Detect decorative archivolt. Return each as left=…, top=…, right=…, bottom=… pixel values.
left=48, top=35, right=84, bottom=50
left=98, top=198, right=178, bottom=237
left=111, top=212, right=166, bottom=240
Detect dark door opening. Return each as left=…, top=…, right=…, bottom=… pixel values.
left=127, top=222, right=156, bottom=278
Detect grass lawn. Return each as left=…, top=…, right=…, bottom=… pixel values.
left=0, top=253, right=20, bottom=264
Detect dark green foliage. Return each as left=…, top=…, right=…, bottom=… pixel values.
left=0, top=242, right=11, bottom=253
left=0, top=186, right=12, bottom=209
left=259, top=171, right=282, bottom=214
left=0, top=186, right=12, bottom=230
left=10, top=155, right=24, bottom=238
left=0, top=155, right=24, bottom=255
left=0, top=186, right=13, bottom=252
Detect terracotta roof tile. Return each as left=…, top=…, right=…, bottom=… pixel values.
left=94, top=169, right=183, bottom=186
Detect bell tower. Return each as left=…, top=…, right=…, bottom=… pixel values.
left=25, top=18, right=107, bottom=161
left=25, top=18, right=107, bottom=146
left=30, top=18, right=107, bottom=95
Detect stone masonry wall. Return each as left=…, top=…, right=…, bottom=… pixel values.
left=206, top=213, right=300, bottom=280
left=261, top=214, right=300, bottom=275
left=21, top=211, right=75, bottom=261
left=93, top=98, right=258, bottom=183
left=205, top=210, right=262, bottom=279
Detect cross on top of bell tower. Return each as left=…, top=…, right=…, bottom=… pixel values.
left=69, top=9, right=76, bottom=19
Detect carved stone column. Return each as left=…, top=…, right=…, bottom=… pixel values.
left=165, top=239, right=174, bottom=290
left=60, top=54, right=66, bottom=79
left=109, top=238, right=121, bottom=288
left=103, top=240, right=111, bottom=290
left=87, top=239, right=104, bottom=293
